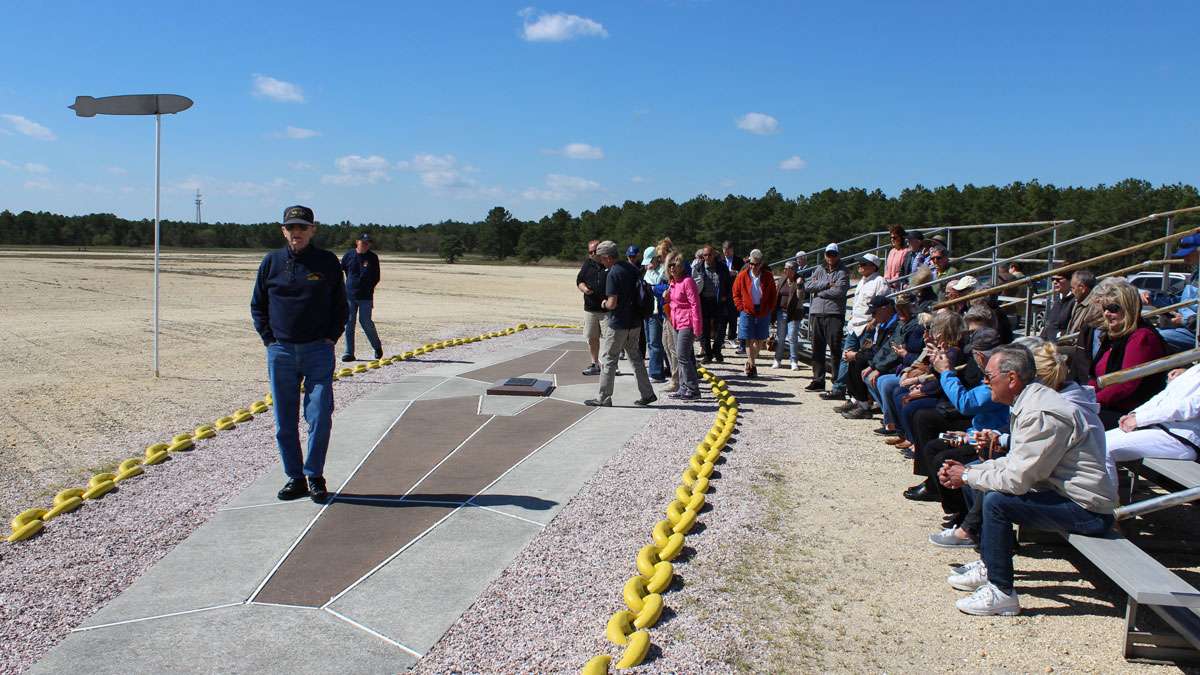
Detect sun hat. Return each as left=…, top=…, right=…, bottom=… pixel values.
left=860, top=253, right=881, bottom=269
left=642, top=247, right=656, bottom=266
left=949, top=275, right=978, bottom=292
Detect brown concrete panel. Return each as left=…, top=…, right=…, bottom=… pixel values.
left=458, top=350, right=564, bottom=384
left=548, top=349, right=605, bottom=387
left=254, top=502, right=453, bottom=607
left=415, top=399, right=588, bottom=497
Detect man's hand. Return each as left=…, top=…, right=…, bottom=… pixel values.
left=1169, top=368, right=1186, bottom=382
left=972, top=429, right=1002, bottom=458
left=1140, top=290, right=1153, bottom=305
left=1119, top=413, right=1138, bottom=433
left=893, top=343, right=908, bottom=358
left=939, top=460, right=966, bottom=489
left=931, top=349, right=952, bottom=373
left=578, top=282, right=593, bottom=295
left=1167, top=312, right=1184, bottom=327
left=844, top=350, right=857, bottom=360
left=602, top=294, right=618, bottom=311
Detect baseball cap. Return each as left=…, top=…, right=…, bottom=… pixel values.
left=950, top=275, right=978, bottom=292
left=860, top=253, right=881, bottom=268
left=748, top=249, right=764, bottom=263
left=966, top=327, right=1002, bottom=356
left=358, top=232, right=372, bottom=242
left=824, top=243, right=839, bottom=254
left=930, top=233, right=947, bottom=244
left=1173, top=233, right=1200, bottom=258
left=282, top=205, right=314, bottom=227
left=868, top=295, right=895, bottom=311
left=794, top=250, right=806, bottom=259
left=894, top=292, right=916, bottom=307
left=641, top=247, right=656, bottom=266
left=906, top=230, right=923, bottom=241
left=784, top=260, right=797, bottom=269
left=626, top=245, right=640, bottom=257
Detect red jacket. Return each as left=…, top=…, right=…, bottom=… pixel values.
left=732, top=266, right=778, bottom=318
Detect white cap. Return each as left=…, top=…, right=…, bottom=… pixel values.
left=860, top=253, right=881, bottom=268
left=824, top=243, right=839, bottom=254
left=950, top=275, right=979, bottom=292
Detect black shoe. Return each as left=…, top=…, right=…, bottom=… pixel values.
left=735, top=348, right=747, bottom=356
left=903, top=484, right=938, bottom=502
left=374, top=348, right=384, bottom=360
left=873, top=426, right=899, bottom=437
left=581, top=363, right=601, bottom=376
left=750, top=366, right=758, bottom=377
left=820, top=390, right=846, bottom=401
left=803, top=381, right=825, bottom=392
left=701, top=355, right=714, bottom=364
left=584, top=398, right=612, bottom=407
left=634, top=394, right=658, bottom=407
left=900, top=448, right=916, bottom=460
left=277, top=478, right=308, bottom=501
left=714, top=354, right=724, bottom=363
left=340, top=354, right=355, bottom=363
left=650, top=377, right=667, bottom=384
left=308, top=476, right=329, bottom=502
left=842, top=404, right=874, bottom=420
left=833, top=400, right=857, bottom=413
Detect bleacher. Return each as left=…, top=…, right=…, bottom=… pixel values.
left=790, top=208, right=1200, bottom=665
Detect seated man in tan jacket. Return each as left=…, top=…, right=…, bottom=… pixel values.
left=938, top=344, right=1116, bottom=616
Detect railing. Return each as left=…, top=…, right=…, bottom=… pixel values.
left=1096, top=347, right=1200, bottom=389
left=1000, top=259, right=1191, bottom=311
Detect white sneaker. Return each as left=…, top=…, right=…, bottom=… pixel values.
left=955, top=582, right=1020, bottom=616
left=951, top=558, right=986, bottom=576
left=772, top=359, right=782, bottom=369
left=790, top=359, right=799, bottom=371
left=947, top=560, right=988, bottom=591
left=929, top=527, right=975, bottom=548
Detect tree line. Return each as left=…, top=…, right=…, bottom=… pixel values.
left=2, top=179, right=1196, bottom=265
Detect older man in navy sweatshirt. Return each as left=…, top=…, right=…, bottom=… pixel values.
left=340, top=232, right=384, bottom=361
left=251, top=205, right=347, bottom=502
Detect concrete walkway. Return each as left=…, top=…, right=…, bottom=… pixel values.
left=32, top=335, right=658, bottom=674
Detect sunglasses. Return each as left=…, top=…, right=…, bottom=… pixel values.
left=1103, top=303, right=1122, bottom=314
left=284, top=223, right=311, bottom=231
left=1051, top=276, right=1067, bottom=283
left=983, top=369, right=1011, bottom=384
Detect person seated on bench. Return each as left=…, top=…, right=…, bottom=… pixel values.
left=1104, top=362, right=1200, bottom=485
left=838, top=295, right=900, bottom=419
left=891, top=312, right=967, bottom=455
left=1088, top=279, right=1167, bottom=430
left=938, top=344, right=1117, bottom=616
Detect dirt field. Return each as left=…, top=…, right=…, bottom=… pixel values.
left=0, top=248, right=579, bottom=517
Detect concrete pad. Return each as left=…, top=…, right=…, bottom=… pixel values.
left=478, top=393, right=542, bottom=417
left=33, top=604, right=413, bottom=675
left=359, top=376, right=448, bottom=401
left=80, top=500, right=324, bottom=627
left=475, top=406, right=651, bottom=524
left=329, top=507, right=541, bottom=654
left=458, top=350, right=565, bottom=384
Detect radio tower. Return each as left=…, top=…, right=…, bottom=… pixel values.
left=194, top=189, right=203, bottom=225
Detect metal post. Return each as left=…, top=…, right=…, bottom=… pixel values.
left=991, top=226, right=1000, bottom=284
left=946, top=228, right=953, bottom=256
left=1163, top=216, right=1173, bottom=293
left=1024, top=283, right=1034, bottom=336
left=153, top=113, right=161, bottom=378
left=1049, top=226, right=1058, bottom=275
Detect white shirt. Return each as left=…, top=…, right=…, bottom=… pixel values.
left=749, top=269, right=762, bottom=305
left=1131, top=362, right=1200, bottom=446
left=848, top=273, right=889, bottom=336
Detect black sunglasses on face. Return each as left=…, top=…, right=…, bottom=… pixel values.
left=284, top=223, right=311, bottom=231
left=1103, top=303, right=1122, bottom=314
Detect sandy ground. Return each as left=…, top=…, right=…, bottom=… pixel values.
left=0, top=248, right=578, bottom=518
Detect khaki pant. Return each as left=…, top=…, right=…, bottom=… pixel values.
left=598, top=322, right=655, bottom=404
left=663, top=319, right=679, bottom=389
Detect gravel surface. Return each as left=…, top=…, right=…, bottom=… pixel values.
left=0, top=325, right=565, bottom=674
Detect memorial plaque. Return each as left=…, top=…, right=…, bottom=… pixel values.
left=487, top=377, right=555, bottom=397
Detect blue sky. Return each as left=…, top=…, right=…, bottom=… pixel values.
left=1, top=1, right=1197, bottom=225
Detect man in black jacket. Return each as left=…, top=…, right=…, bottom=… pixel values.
left=722, top=241, right=745, bottom=351
left=577, top=239, right=609, bottom=374
left=1039, top=271, right=1075, bottom=341
left=692, top=245, right=732, bottom=363
left=251, top=205, right=347, bottom=503
left=340, top=233, right=383, bottom=361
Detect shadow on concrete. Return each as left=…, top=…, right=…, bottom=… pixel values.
left=331, top=493, right=558, bottom=511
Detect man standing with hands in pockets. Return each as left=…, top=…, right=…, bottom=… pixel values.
left=251, top=205, right=348, bottom=503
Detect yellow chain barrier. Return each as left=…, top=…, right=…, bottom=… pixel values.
left=582, top=364, right=738, bottom=672
left=3, top=323, right=580, bottom=544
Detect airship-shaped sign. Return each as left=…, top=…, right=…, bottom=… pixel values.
left=69, top=94, right=193, bottom=117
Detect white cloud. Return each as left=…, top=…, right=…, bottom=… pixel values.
left=719, top=178, right=736, bottom=188
left=631, top=176, right=646, bottom=184
left=288, top=161, right=317, bottom=171
left=169, top=175, right=292, bottom=201
left=522, top=173, right=602, bottom=201
left=395, top=153, right=457, bottom=172
left=779, top=155, right=808, bottom=171
left=23, top=162, right=49, bottom=174
left=736, top=112, right=779, bottom=135
left=105, top=166, right=128, bottom=175
left=548, top=142, right=604, bottom=160
left=273, top=125, right=319, bottom=139
left=322, top=154, right=392, bottom=186
left=251, top=74, right=305, bottom=103
left=520, top=8, right=608, bottom=42
left=395, top=153, right=500, bottom=199
left=2, top=114, right=57, bottom=141
left=227, top=178, right=291, bottom=198
left=23, top=179, right=52, bottom=190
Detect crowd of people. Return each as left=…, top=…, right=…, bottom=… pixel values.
left=573, top=224, right=1199, bottom=616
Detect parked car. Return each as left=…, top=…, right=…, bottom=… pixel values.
left=1128, top=271, right=1191, bottom=308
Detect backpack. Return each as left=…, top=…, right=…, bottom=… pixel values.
left=637, top=279, right=656, bottom=319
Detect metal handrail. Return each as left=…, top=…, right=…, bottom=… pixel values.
left=1115, top=486, right=1200, bottom=521
left=933, top=212, right=1200, bottom=310
left=1144, top=298, right=1199, bottom=320
left=1000, top=259, right=1192, bottom=310
left=1097, top=348, right=1200, bottom=389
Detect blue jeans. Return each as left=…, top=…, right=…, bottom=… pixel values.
left=874, top=374, right=901, bottom=426
left=774, top=312, right=803, bottom=361
left=832, top=331, right=863, bottom=393
left=268, top=340, right=336, bottom=479
left=344, top=298, right=382, bottom=357
left=645, top=315, right=666, bottom=379
left=1159, top=327, right=1196, bottom=354
left=895, top=394, right=938, bottom=443
left=980, top=490, right=1113, bottom=595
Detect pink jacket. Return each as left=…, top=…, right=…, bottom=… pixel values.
left=668, top=276, right=703, bottom=335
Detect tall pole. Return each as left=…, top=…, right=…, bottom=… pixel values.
left=154, top=113, right=161, bottom=378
